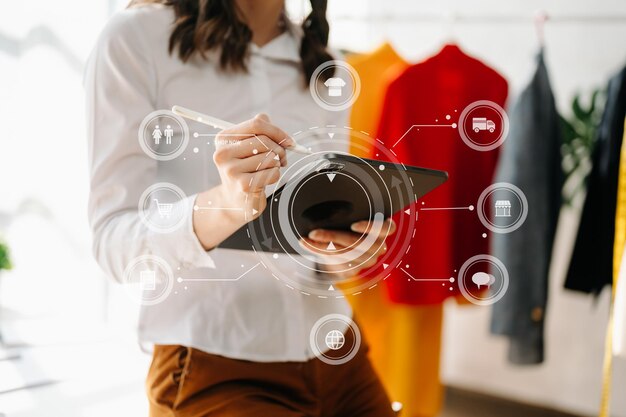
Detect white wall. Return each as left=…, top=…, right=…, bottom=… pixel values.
left=311, top=0, right=626, bottom=415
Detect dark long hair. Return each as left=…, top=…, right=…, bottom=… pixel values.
left=129, top=0, right=333, bottom=84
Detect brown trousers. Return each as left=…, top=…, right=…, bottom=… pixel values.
left=146, top=339, right=395, bottom=417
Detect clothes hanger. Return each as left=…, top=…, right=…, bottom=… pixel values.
left=442, top=11, right=459, bottom=46
left=365, top=7, right=402, bottom=62
left=435, top=10, right=464, bottom=58
left=534, top=9, right=549, bottom=49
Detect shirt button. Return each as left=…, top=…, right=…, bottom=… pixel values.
left=531, top=307, right=544, bottom=322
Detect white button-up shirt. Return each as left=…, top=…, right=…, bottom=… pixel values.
left=85, top=4, right=351, bottom=362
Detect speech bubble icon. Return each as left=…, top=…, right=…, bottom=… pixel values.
left=487, top=274, right=496, bottom=287
left=472, top=272, right=490, bottom=289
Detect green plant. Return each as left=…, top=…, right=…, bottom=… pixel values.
left=0, top=242, right=12, bottom=271
left=560, top=88, right=605, bottom=205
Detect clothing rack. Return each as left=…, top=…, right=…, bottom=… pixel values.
left=331, top=13, right=626, bottom=24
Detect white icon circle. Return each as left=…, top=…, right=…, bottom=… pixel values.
left=458, top=100, right=509, bottom=151
left=122, top=255, right=174, bottom=306
left=309, top=60, right=361, bottom=112
left=138, top=110, right=189, bottom=161
left=310, top=314, right=361, bottom=365
left=457, top=254, right=509, bottom=306
left=477, top=182, right=528, bottom=234
left=138, top=182, right=188, bottom=233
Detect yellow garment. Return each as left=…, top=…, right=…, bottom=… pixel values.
left=348, top=43, right=407, bottom=156
left=613, top=120, right=626, bottom=278
left=347, top=44, right=444, bottom=417
left=348, top=288, right=444, bottom=417
left=601, top=118, right=626, bottom=417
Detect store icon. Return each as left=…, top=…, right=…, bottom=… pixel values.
left=494, top=200, right=511, bottom=217
left=477, top=183, right=528, bottom=234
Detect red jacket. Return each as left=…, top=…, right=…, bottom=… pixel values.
left=375, top=44, right=508, bottom=305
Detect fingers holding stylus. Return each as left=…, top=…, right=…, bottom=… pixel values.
left=172, top=106, right=302, bottom=158
left=215, top=134, right=287, bottom=166
left=240, top=168, right=282, bottom=193
left=220, top=113, right=294, bottom=149
left=236, top=151, right=282, bottom=173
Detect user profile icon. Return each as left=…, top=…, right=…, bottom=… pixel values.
left=138, top=110, right=189, bottom=161
left=309, top=60, right=361, bottom=112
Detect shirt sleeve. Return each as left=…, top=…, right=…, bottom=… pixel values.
left=85, top=11, right=214, bottom=284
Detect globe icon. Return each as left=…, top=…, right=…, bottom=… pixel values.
left=325, top=329, right=345, bottom=350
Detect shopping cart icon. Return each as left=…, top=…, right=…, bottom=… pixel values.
left=154, top=199, right=173, bottom=218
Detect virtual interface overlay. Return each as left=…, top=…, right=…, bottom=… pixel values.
left=124, top=59, right=527, bottom=365
left=228, top=127, right=426, bottom=298
left=130, top=101, right=525, bottom=303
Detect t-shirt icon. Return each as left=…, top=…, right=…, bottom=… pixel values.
left=324, top=77, right=347, bottom=97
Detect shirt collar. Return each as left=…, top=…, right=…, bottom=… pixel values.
left=249, top=19, right=302, bottom=63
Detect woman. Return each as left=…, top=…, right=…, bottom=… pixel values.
left=86, top=0, right=396, bottom=415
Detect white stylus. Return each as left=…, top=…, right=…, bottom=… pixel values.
left=172, top=105, right=312, bottom=155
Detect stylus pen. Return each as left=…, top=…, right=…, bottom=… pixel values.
left=172, top=105, right=312, bottom=155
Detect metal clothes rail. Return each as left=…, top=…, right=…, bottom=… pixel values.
left=331, top=13, right=626, bottom=24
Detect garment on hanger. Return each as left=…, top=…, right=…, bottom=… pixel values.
left=375, top=43, right=508, bottom=305
left=600, top=115, right=626, bottom=417
left=489, top=50, right=563, bottom=365
left=565, top=66, right=626, bottom=294
left=349, top=43, right=407, bottom=153
left=614, top=118, right=626, bottom=358
left=347, top=44, right=444, bottom=417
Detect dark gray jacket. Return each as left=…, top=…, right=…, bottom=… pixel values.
left=490, top=51, right=563, bottom=364
left=565, top=66, right=626, bottom=294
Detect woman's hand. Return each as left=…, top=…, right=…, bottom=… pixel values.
left=213, top=114, right=293, bottom=216
left=193, top=114, right=294, bottom=250
left=300, top=218, right=397, bottom=279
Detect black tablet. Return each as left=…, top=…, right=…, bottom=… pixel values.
left=219, top=153, right=448, bottom=253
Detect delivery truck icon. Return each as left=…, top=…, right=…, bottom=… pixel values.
left=472, top=117, right=496, bottom=133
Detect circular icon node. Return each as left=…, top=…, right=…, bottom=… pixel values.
left=122, top=255, right=174, bottom=306
left=310, top=314, right=361, bottom=365
left=138, top=182, right=188, bottom=233
left=457, top=254, right=509, bottom=306
left=309, top=60, right=361, bottom=112
left=477, top=182, right=528, bottom=234
left=458, top=100, right=509, bottom=151
left=138, top=110, right=189, bottom=161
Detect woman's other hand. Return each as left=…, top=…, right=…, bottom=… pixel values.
left=300, top=218, right=397, bottom=279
